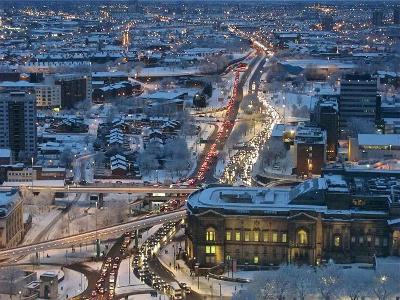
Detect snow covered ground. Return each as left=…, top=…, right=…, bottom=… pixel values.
left=0, top=265, right=88, bottom=300
left=157, top=231, right=249, bottom=297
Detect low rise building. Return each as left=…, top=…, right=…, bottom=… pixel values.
left=186, top=177, right=400, bottom=268
left=349, top=134, right=400, bottom=161
left=0, top=188, right=24, bottom=248
left=294, top=124, right=327, bottom=176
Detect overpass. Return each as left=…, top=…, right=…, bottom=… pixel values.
left=0, top=209, right=186, bottom=261
left=0, top=185, right=197, bottom=195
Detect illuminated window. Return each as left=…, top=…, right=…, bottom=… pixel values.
left=226, top=231, right=231, bottom=241
left=254, top=256, right=259, bottom=264
left=254, top=231, right=259, bottom=242
left=282, top=233, right=287, bottom=243
left=205, top=246, right=216, bottom=254
left=272, top=232, right=278, bottom=243
left=375, top=237, right=380, bottom=246
left=244, top=231, right=250, bottom=242
left=298, top=229, right=308, bottom=245
left=263, top=231, right=269, bottom=242
left=206, top=228, right=215, bottom=241
left=351, top=236, right=356, bottom=243
left=334, top=235, right=341, bottom=247
left=235, top=232, right=241, bottom=241
left=359, top=236, right=364, bottom=244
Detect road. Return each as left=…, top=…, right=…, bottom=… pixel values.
left=0, top=185, right=197, bottom=194
left=0, top=209, right=186, bottom=261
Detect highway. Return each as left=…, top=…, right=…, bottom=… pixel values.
left=0, top=209, right=186, bottom=261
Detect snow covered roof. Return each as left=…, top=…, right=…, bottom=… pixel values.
left=143, top=91, right=187, bottom=101
left=358, top=134, right=400, bottom=147
left=0, top=189, right=20, bottom=217
left=187, top=186, right=325, bottom=213
left=0, top=149, right=11, bottom=158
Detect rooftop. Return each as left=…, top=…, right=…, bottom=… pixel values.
left=358, top=134, right=400, bottom=147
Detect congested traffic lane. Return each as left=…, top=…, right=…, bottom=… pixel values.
left=132, top=221, right=189, bottom=299
left=189, top=59, right=259, bottom=185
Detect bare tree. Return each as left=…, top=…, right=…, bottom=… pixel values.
left=35, top=189, right=54, bottom=213
left=369, top=266, right=400, bottom=300
left=346, top=117, right=376, bottom=138
left=341, top=270, right=369, bottom=300
left=288, top=265, right=314, bottom=300
left=314, top=263, right=342, bottom=300
left=260, top=265, right=292, bottom=300
left=0, top=266, right=24, bottom=297
left=60, top=147, right=74, bottom=168
left=20, top=187, right=34, bottom=205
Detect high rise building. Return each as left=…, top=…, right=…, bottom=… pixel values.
left=394, top=7, right=400, bottom=24
left=312, top=97, right=339, bottom=161
left=0, top=92, right=37, bottom=161
left=339, top=74, right=378, bottom=139
left=54, top=74, right=92, bottom=109
left=294, top=123, right=327, bottom=177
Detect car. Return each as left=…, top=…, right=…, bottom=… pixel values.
left=112, top=263, right=118, bottom=270
left=114, top=256, right=120, bottom=263
left=91, top=290, right=97, bottom=297
left=79, top=180, right=87, bottom=185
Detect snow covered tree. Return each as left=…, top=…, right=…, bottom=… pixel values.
left=314, top=263, right=342, bottom=300
left=0, top=266, right=24, bottom=297
left=369, top=266, right=400, bottom=300
left=138, top=152, right=159, bottom=175
left=288, top=265, right=314, bottom=300
left=35, top=189, right=54, bottom=213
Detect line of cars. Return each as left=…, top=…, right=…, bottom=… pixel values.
left=189, top=70, right=242, bottom=185
left=132, top=221, right=190, bottom=299
left=90, top=232, right=135, bottom=299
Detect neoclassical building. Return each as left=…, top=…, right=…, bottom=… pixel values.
left=185, top=177, right=400, bottom=268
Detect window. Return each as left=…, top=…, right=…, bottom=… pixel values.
left=263, top=231, right=269, bottom=242
left=383, top=238, right=388, bottom=247
left=244, top=231, right=250, bottom=242
left=282, top=233, right=287, bottom=243
left=235, top=232, right=241, bottom=241
left=205, top=246, right=216, bottom=254
left=367, top=235, right=372, bottom=243
left=375, top=237, right=380, bottom=246
left=206, top=256, right=216, bottom=264
left=298, top=229, right=308, bottom=245
left=272, top=232, right=278, bottom=243
left=206, top=228, right=216, bottom=241
left=334, top=235, right=341, bottom=247
left=359, top=236, right=364, bottom=244
left=254, top=256, right=259, bottom=264
left=226, top=231, right=231, bottom=241
left=254, top=231, right=259, bottom=242
left=351, top=236, right=356, bottom=243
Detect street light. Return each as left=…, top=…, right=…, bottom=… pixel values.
left=195, top=262, right=200, bottom=290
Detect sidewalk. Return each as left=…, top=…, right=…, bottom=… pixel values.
left=157, top=231, right=248, bottom=298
